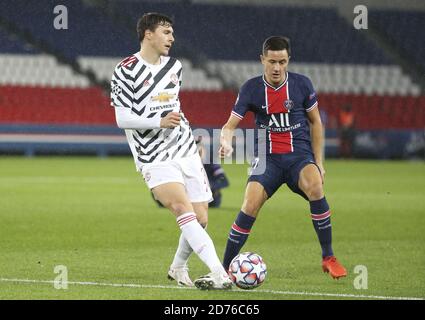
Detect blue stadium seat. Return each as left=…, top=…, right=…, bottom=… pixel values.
left=108, top=2, right=393, bottom=64
left=0, top=28, right=38, bottom=54
left=0, top=0, right=135, bottom=59
left=0, top=0, right=393, bottom=64
left=370, top=9, right=425, bottom=70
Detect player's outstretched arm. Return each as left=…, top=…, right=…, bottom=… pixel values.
left=219, top=114, right=240, bottom=158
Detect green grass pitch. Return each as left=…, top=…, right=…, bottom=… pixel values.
left=0, top=156, right=424, bottom=300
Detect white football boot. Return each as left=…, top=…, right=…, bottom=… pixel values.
left=194, top=272, right=233, bottom=290
left=167, top=266, right=194, bottom=287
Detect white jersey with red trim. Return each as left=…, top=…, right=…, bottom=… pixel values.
left=110, top=52, right=197, bottom=169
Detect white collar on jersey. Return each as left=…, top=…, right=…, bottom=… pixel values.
left=262, top=72, right=288, bottom=90
left=136, top=51, right=167, bottom=68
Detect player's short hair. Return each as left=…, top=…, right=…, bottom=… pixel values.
left=137, top=12, right=173, bottom=43
left=262, top=36, right=291, bottom=56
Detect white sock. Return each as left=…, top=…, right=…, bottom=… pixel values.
left=171, top=233, right=193, bottom=268
left=177, top=212, right=226, bottom=276
left=171, top=223, right=209, bottom=268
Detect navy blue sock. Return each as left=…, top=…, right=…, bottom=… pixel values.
left=223, top=211, right=256, bottom=270
left=310, top=197, right=334, bottom=258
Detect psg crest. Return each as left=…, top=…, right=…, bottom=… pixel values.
left=284, top=99, right=294, bottom=111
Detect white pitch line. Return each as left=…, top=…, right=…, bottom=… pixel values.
left=0, top=278, right=189, bottom=290
left=0, top=278, right=423, bottom=300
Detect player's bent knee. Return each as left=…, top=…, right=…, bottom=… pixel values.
left=241, top=201, right=261, bottom=217
left=305, top=182, right=324, bottom=200
left=197, top=216, right=208, bottom=228
left=193, top=202, right=208, bottom=226
left=169, top=202, right=192, bottom=216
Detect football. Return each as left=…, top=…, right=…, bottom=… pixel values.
left=228, top=252, right=267, bottom=289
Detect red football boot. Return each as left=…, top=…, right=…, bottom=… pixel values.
left=322, top=256, right=347, bottom=279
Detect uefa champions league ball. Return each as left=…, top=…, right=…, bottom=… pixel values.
left=228, top=252, right=267, bottom=289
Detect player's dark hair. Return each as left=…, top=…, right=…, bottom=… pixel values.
left=262, top=36, right=291, bottom=56
left=137, top=12, right=173, bottom=43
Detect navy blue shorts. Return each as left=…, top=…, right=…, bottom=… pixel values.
left=248, top=153, right=317, bottom=200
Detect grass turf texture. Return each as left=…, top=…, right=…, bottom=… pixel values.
left=0, top=156, right=424, bottom=300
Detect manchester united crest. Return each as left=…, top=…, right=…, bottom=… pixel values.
left=144, top=172, right=151, bottom=182
left=170, top=73, right=179, bottom=85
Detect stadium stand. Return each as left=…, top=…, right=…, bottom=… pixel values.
left=0, top=0, right=423, bottom=158
left=369, top=9, right=425, bottom=71
left=0, top=27, right=38, bottom=54
left=0, top=54, right=90, bottom=87
left=78, top=57, right=223, bottom=90
left=106, top=1, right=392, bottom=63
left=0, top=0, right=134, bottom=58
left=207, top=62, right=421, bottom=95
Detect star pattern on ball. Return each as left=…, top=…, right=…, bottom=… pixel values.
left=234, top=260, right=251, bottom=282
left=251, top=260, right=266, bottom=277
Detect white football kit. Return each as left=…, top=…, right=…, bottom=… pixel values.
left=111, top=52, right=212, bottom=202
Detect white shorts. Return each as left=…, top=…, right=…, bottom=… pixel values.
left=140, top=153, right=213, bottom=203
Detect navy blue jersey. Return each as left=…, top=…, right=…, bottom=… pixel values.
left=232, top=72, right=318, bottom=154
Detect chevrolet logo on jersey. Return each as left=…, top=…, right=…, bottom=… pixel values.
left=151, top=92, right=175, bottom=103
